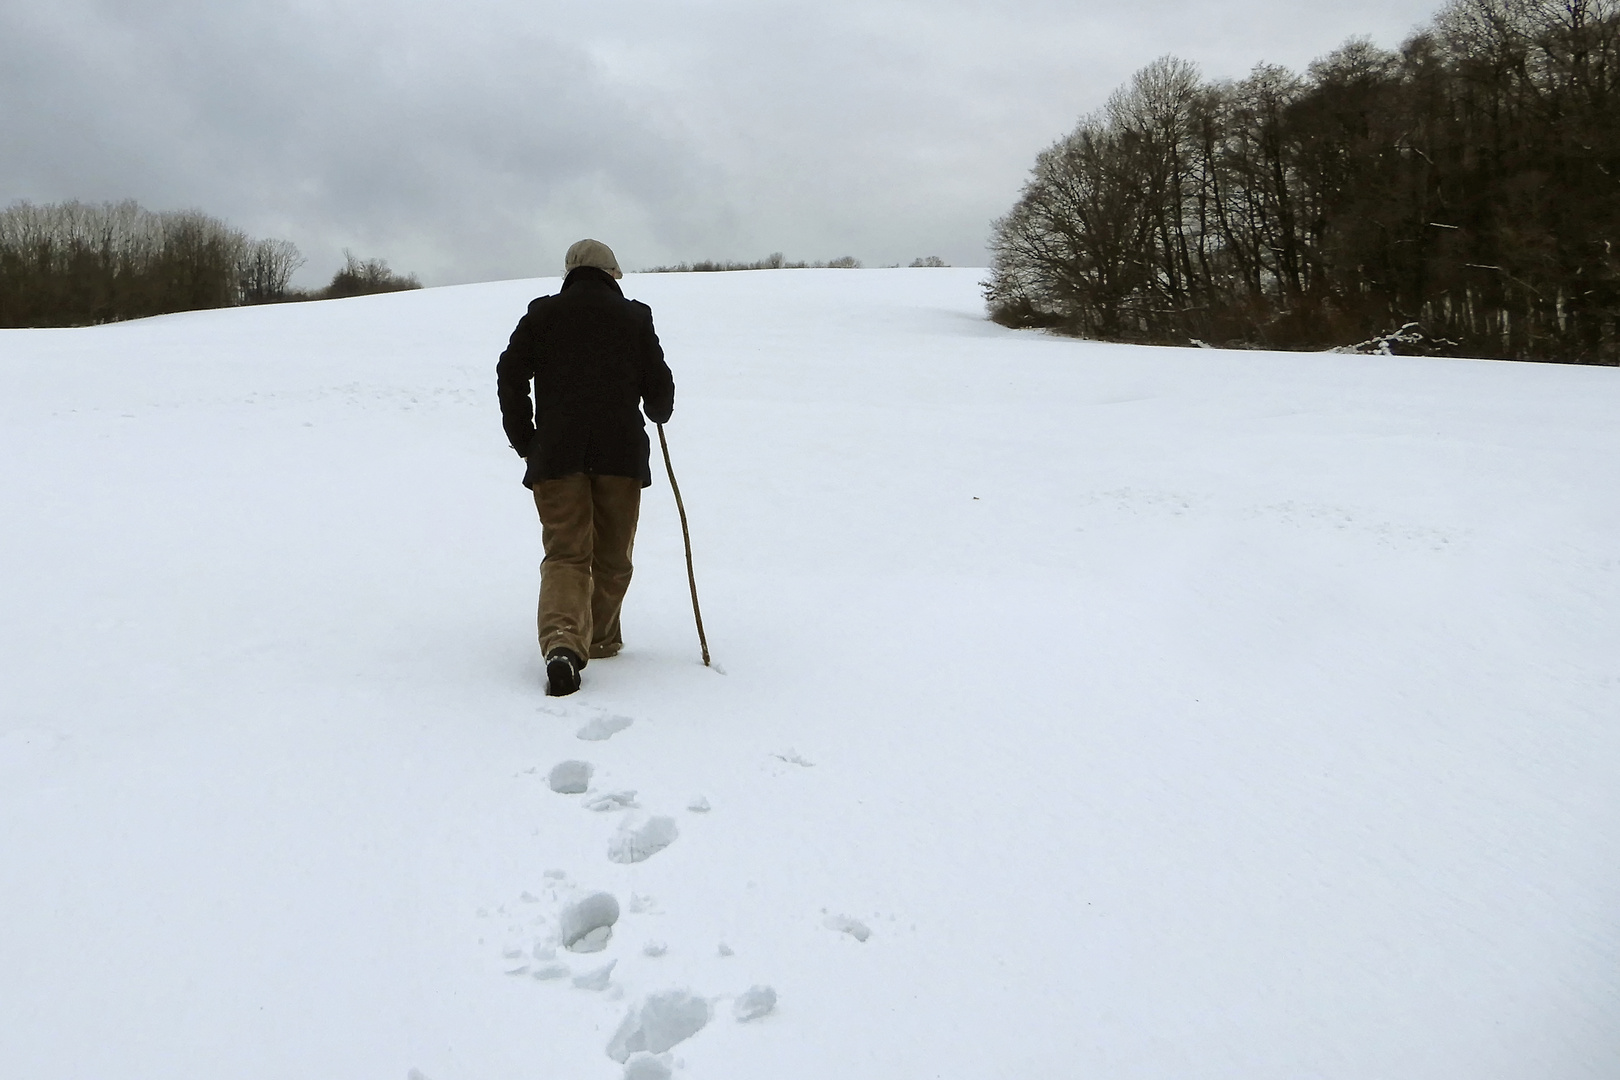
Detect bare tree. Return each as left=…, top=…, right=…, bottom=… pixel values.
left=324, top=249, right=422, bottom=298
left=239, top=238, right=306, bottom=303
left=988, top=115, right=1159, bottom=336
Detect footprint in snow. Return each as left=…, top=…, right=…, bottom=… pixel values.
left=577, top=714, right=634, bottom=741
left=488, top=885, right=626, bottom=978
left=559, top=892, right=621, bottom=953
left=608, top=816, right=679, bottom=864
left=607, top=989, right=711, bottom=1063
left=623, top=1053, right=674, bottom=1080
left=733, top=985, right=777, bottom=1022
left=548, top=760, right=593, bottom=793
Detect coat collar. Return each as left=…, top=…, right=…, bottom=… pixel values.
left=561, top=266, right=624, bottom=296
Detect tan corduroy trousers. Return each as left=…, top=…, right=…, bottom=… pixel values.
left=532, top=473, right=642, bottom=662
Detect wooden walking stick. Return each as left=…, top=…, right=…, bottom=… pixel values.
left=657, top=424, right=711, bottom=666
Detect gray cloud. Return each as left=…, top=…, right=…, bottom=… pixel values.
left=2, top=0, right=1447, bottom=285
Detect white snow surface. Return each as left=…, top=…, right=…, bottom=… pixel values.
left=1, top=268, right=1617, bottom=1079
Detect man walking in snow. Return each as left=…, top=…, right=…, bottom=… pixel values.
left=496, top=239, right=675, bottom=696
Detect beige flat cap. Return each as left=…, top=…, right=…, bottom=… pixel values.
left=564, top=238, right=622, bottom=279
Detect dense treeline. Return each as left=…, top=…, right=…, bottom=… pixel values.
left=987, top=0, right=1620, bottom=363
left=0, top=201, right=302, bottom=327
left=0, top=200, right=419, bottom=327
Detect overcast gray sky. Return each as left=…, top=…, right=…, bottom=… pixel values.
left=2, top=0, right=1447, bottom=286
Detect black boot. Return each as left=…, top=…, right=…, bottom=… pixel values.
left=545, top=647, right=583, bottom=697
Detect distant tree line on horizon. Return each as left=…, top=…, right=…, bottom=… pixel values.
left=0, top=199, right=419, bottom=328
left=639, top=253, right=950, bottom=272
left=643, top=252, right=864, bottom=272
left=987, top=0, right=1620, bottom=364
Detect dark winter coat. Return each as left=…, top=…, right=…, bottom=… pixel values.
left=496, top=267, right=675, bottom=488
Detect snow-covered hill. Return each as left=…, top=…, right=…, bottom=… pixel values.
left=2, top=269, right=1616, bottom=1080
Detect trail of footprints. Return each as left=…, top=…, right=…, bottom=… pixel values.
left=479, top=705, right=861, bottom=1079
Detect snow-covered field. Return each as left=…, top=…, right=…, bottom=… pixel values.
left=2, top=268, right=1617, bottom=1080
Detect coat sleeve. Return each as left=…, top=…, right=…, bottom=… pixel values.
left=635, top=303, right=675, bottom=424
left=496, top=306, right=540, bottom=456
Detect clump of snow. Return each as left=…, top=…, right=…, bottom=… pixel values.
left=584, top=790, right=639, bottom=812
left=823, top=915, right=870, bottom=942
left=530, top=963, right=570, bottom=981
left=576, top=714, right=634, bottom=741
left=606, top=990, right=711, bottom=1063
left=733, top=985, right=777, bottom=1022
left=686, top=795, right=711, bottom=813
left=642, top=941, right=668, bottom=958
left=572, top=960, right=616, bottom=991
left=607, top=816, right=679, bottom=864
left=547, top=760, right=593, bottom=794
left=558, top=892, right=619, bottom=952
